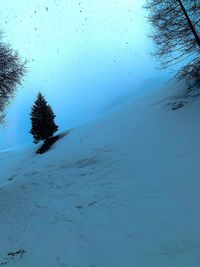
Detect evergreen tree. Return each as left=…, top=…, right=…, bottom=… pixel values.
left=30, top=92, right=58, bottom=143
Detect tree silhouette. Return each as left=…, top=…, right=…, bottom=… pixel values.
left=30, top=92, right=58, bottom=143
left=145, top=0, right=200, bottom=88
left=0, top=34, right=26, bottom=122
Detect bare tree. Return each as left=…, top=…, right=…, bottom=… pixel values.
left=0, top=34, right=26, bottom=122
left=144, top=0, right=200, bottom=88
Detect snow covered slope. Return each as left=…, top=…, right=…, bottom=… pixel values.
left=1, top=81, right=200, bottom=267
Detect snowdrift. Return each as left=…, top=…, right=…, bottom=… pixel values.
left=1, top=80, right=200, bottom=267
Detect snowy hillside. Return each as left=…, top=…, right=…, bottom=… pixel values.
left=1, top=81, right=200, bottom=267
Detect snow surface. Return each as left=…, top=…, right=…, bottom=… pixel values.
left=1, top=81, right=200, bottom=267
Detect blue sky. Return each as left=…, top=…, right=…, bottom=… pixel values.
left=0, top=0, right=164, bottom=148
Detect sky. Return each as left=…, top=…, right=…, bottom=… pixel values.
left=0, top=0, right=166, bottom=148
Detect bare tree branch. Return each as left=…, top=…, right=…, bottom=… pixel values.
left=144, top=0, right=200, bottom=89
left=0, top=33, right=26, bottom=123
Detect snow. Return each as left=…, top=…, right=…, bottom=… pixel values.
left=1, top=80, right=200, bottom=267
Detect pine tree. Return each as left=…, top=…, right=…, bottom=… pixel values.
left=30, top=92, right=58, bottom=143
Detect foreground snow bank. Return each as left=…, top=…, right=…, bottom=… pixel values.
left=1, top=80, right=200, bottom=267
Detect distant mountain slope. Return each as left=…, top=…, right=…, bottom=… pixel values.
left=102, top=76, right=168, bottom=114
left=0, top=80, right=200, bottom=267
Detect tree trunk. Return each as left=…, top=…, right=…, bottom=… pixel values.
left=177, top=0, right=200, bottom=48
